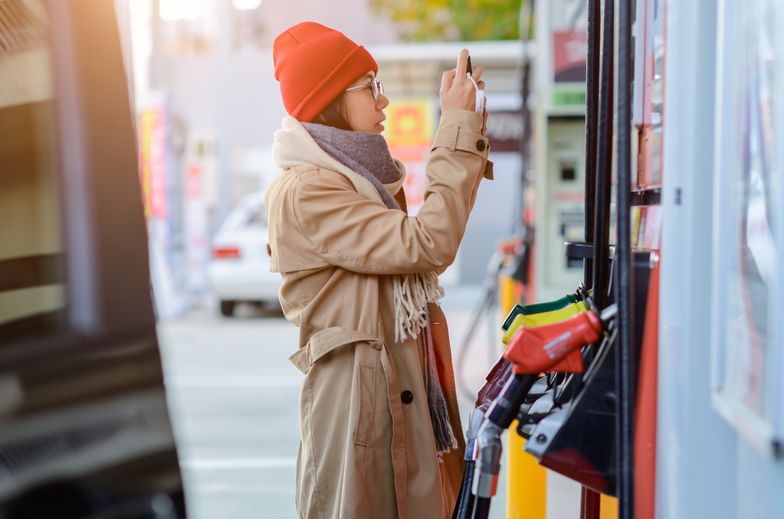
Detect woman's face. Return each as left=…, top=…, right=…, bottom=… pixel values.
left=343, top=71, right=389, bottom=133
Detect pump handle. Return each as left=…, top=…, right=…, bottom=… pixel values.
left=504, top=311, right=603, bottom=374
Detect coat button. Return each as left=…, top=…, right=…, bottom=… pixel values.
left=266, top=243, right=272, bottom=256
left=401, top=390, right=414, bottom=404
left=476, top=139, right=486, bottom=151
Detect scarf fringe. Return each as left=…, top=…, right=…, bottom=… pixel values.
left=393, top=272, right=444, bottom=342
left=423, top=307, right=459, bottom=455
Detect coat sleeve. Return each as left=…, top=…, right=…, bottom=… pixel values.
left=291, top=109, right=492, bottom=275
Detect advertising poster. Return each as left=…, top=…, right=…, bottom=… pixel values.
left=138, top=99, right=184, bottom=317
left=384, top=98, right=436, bottom=215
left=138, top=105, right=168, bottom=220
left=548, top=0, right=588, bottom=110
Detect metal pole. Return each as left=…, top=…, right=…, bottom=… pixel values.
left=615, top=0, right=635, bottom=516
left=583, top=0, right=601, bottom=290
left=216, top=1, right=233, bottom=231
left=592, top=0, right=614, bottom=310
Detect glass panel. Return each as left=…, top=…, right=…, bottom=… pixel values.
left=720, top=0, right=777, bottom=420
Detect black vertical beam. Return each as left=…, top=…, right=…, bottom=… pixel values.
left=580, top=5, right=604, bottom=515
left=583, top=0, right=601, bottom=290
left=592, top=0, right=614, bottom=310
left=615, top=0, right=635, bottom=516
left=518, top=0, right=535, bottom=236
left=578, top=5, right=613, bottom=519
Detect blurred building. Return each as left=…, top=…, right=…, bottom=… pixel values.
left=117, top=0, right=527, bottom=312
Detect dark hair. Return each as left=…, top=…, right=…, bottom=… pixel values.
left=314, top=94, right=352, bottom=130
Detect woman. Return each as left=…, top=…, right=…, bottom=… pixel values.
left=268, top=21, right=492, bottom=519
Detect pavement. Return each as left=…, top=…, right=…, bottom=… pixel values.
left=157, top=285, right=511, bottom=519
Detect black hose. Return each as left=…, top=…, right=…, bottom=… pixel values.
left=472, top=497, right=492, bottom=519
left=455, top=253, right=504, bottom=401
left=487, top=374, right=538, bottom=429
left=592, top=0, right=615, bottom=310
left=453, top=460, right=476, bottom=519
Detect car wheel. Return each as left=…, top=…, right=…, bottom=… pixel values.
left=219, top=300, right=236, bottom=317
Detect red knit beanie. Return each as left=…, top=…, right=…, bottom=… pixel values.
left=273, top=21, right=378, bottom=122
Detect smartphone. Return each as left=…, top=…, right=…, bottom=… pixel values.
left=464, top=54, right=484, bottom=113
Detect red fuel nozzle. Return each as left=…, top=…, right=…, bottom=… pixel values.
left=503, top=310, right=604, bottom=374
left=475, top=357, right=513, bottom=408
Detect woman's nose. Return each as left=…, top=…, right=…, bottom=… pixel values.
left=377, top=93, right=389, bottom=110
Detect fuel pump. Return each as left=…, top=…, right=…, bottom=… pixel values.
left=462, top=303, right=617, bottom=519
left=531, top=0, right=590, bottom=303
left=540, top=121, right=588, bottom=295
left=454, top=292, right=595, bottom=519
left=480, top=1, right=661, bottom=518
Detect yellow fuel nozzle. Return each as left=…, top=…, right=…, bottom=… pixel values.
left=501, top=301, right=588, bottom=344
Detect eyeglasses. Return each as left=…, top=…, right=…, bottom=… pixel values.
left=345, top=78, right=384, bottom=101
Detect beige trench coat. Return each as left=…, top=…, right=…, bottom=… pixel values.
left=266, top=110, right=492, bottom=519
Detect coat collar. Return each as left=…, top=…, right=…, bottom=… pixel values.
left=272, top=116, right=406, bottom=204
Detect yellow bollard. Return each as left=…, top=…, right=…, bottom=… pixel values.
left=600, top=495, right=618, bottom=519
left=499, top=272, right=518, bottom=321
left=499, top=273, right=547, bottom=519
left=506, top=424, right=547, bottom=519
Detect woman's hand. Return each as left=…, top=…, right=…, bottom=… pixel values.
left=440, top=49, right=486, bottom=114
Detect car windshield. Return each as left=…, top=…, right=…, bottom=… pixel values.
left=244, top=205, right=267, bottom=228
left=220, top=194, right=266, bottom=231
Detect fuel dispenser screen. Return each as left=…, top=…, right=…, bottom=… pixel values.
left=559, top=211, right=585, bottom=269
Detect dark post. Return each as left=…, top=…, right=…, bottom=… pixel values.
left=583, top=0, right=601, bottom=290
left=615, top=0, right=635, bottom=516
left=592, top=0, right=614, bottom=310
left=580, top=1, right=604, bottom=517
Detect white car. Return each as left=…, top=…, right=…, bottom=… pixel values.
left=207, top=192, right=281, bottom=316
